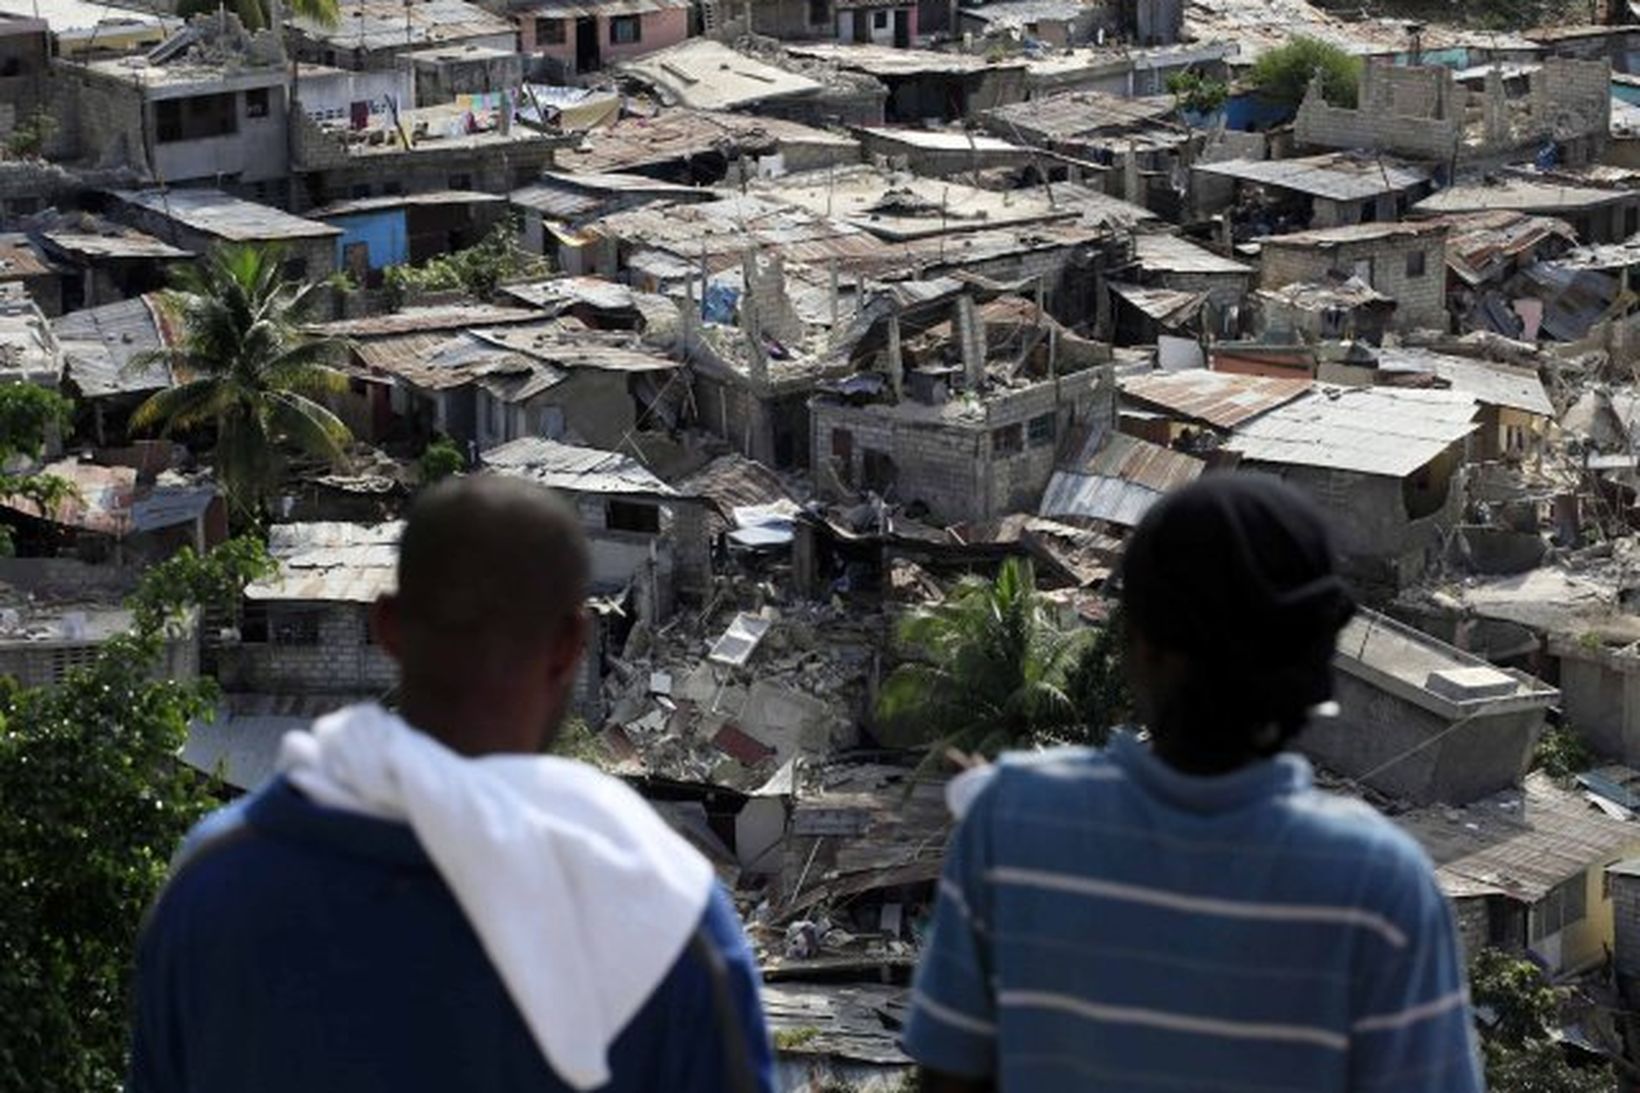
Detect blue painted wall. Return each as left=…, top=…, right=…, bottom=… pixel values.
left=323, top=209, right=408, bottom=271
left=1222, top=92, right=1294, bottom=131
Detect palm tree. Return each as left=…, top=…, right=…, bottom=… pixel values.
left=131, top=243, right=351, bottom=520
left=877, top=557, right=1091, bottom=761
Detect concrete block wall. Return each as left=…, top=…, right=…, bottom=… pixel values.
left=226, top=603, right=398, bottom=695
left=1260, top=233, right=1448, bottom=333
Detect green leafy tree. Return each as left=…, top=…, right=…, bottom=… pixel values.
left=1532, top=723, right=1593, bottom=781
left=1060, top=605, right=1132, bottom=747
left=1248, top=36, right=1363, bottom=109
left=4, top=110, right=58, bottom=159
left=1165, top=70, right=1229, bottom=116
left=417, top=435, right=466, bottom=485
left=0, top=632, right=218, bottom=1092
left=127, top=535, right=277, bottom=637
left=130, top=243, right=352, bottom=521
left=0, top=384, right=77, bottom=555
left=877, top=557, right=1088, bottom=759
left=384, top=221, right=548, bottom=305
left=1469, top=948, right=1614, bottom=1092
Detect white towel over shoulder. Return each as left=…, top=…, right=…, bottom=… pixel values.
left=277, top=703, right=715, bottom=1090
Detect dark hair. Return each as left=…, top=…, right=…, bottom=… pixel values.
left=1120, top=472, right=1355, bottom=758
left=395, top=475, right=590, bottom=684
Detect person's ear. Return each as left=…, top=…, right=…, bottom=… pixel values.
left=546, top=606, right=589, bottom=683
left=371, top=595, right=402, bottom=661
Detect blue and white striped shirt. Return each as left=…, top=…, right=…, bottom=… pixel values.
left=903, top=733, right=1484, bottom=1091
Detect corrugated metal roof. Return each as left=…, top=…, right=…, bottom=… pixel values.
left=1414, top=177, right=1628, bottom=215
left=470, top=326, right=682, bottom=372
left=115, top=188, right=341, bottom=242
left=53, top=295, right=173, bottom=398
left=312, top=304, right=542, bottom=338
left=518, top=0, right=685, bottom=14
left=1194, top=153, right=1430, bottom=203
left=309, top=189, right=506, bottom=217
left=1132, top=232, right=1250, bottom=275
left=1038, top=471, right=1164, bottom=527
left=1108, top=281, right=1207, bottom=324
left=1375, top=348, right=1554, bottom=418
left=1121, top=369, right=1313, bottom=430
left=481, top=436, right=677, bottom=496
left=560, top=109, right=856, bottom=176
left=986, top=90, right=1175, bottom=140
left=1255, top=275, right=1391, bottom=311
left=247, top=521, right=402, bottom=603
left=960, top=0, right=1089, bottom=26
left=40, top=226, right=192, bottom=260
left=784, top=41, right=1020, bottom=76
left=1224, top=386, right=1479, bottom=478
left=131, top=483, right=216, bottom=531
left=1400, top=771, right=1640, bottom=903
left=1258, top=220, right=1446, bottom=248
left=0, top=235, right=54, bottom=280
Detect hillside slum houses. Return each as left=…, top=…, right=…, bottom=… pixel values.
left=14, top=0, right=1640, bottom=1082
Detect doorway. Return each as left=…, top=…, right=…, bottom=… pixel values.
left=575, top=16, right=599, bottom=72
left=892, top=8, right=909, bottom=47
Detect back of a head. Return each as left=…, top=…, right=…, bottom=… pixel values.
left=1120, top=472, right=1355, bottom=757
left=393, top=475, right=591, bottom=692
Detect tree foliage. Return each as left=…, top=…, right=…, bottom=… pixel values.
left=0, top=383, right=77, bottom=554
left=417, top=435, right=465, bottom=485
left=877, top=557, right=1089, bottom=759
left=1469, top=948, right=1614, bottom=1093
left=1165, top=70, right=1229, bottom=116
left=0, top=633, right=217, bottom=1092
left=1059, top=606, right=1132, bottom=748
left=1532, top=723, right=1593, bottom=781
left=131, top=243, right=352, bottom=521
left=383, top=221, right=548, bottom=304
left=4, top=110, right=58, bottom=159
left=1248, top=36, right=1362, bottom=109
left=127, top=536, right=277, bottom=637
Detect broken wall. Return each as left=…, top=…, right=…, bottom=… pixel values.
left=1260, top=234, right=1448, bottom=333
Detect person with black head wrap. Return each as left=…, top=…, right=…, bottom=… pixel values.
left=903, top=473, right=1485, bottom=1093
left=1120, top=471, right=1357, bottom=775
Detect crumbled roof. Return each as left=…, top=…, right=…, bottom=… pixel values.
left=619, top=40, right=822, bottom=111
left=470, top=325, right=682, bottom=372
left=1194, top=153, right=1431, bottom=203
left=292, top=0, right=513, bottom=51
left=1431, top=210, right=1577, bottom=285
left=1399, top=771, right=1640, bottom=903
left=247, top=521, right=402, bottom=603
left=481, top=437, right=678, bottom=497
left=1121, top=369, right=1313, bottom=430
left=1225, top=386, right=1479, bottom=478
left=52, top=295, right=172, bottom=398
left=752, top=164, right=1070, bottom=242
left=559, top=109, right=856, bottom=175
left=114, top=188, right=341, bottom=242
left=1132, top=232, right=1251, bottom=275
left=1256, top=276, right=1392, bottom=312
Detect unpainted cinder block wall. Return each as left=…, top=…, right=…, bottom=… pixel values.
left=1260, top=233, right=1448, bottom=333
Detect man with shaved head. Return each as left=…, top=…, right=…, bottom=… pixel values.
left=130, top=476, right=774, bottom=1093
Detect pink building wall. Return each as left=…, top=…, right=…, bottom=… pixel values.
left=519, top=7, right=689, bottom=71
